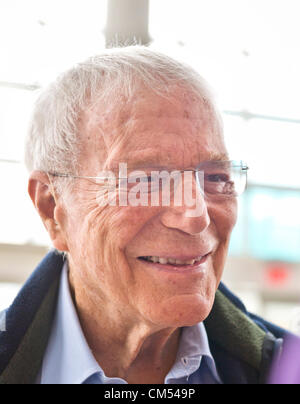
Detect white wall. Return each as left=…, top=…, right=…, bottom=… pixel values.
left=0, top=243, right=49, bottom=283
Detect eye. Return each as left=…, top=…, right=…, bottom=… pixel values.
left=206, top=174, right=229, bottom=183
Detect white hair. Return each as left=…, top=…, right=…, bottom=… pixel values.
left=25, top=46, right=221, bottom=180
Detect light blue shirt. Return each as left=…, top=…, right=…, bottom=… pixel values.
left=38, top=262, right=222, bottom=384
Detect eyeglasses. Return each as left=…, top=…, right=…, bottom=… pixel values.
left=48, top=160, right=248, bottom=199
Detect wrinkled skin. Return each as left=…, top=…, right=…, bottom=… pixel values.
left=29, top=87, right=237, bottom=383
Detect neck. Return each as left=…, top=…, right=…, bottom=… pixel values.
left=68, top=269, right=181, bottom=383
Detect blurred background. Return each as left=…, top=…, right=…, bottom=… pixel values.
left=0, top=0, right=300, bottom=333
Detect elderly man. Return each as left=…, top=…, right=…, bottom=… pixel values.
left=0, top=47, right=290, bottom=384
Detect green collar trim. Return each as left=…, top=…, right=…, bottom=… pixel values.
left=205, top=289, right=266, bottom=370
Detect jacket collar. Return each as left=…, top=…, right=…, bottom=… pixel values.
left=0, top=251, right=63, bottom=384
left=0, top=250, right=278, bottom=384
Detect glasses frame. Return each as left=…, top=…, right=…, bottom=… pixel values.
left=47, top=160, right=249, bottom=197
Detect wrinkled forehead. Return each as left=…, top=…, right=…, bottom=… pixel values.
left=78, top=88, right=225, bottom=172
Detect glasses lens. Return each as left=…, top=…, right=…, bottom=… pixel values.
left=123, top=161, right=248, bottom=198
left=197, top=161, right=247, bottom=197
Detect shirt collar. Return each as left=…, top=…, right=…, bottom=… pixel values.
left=40, top=261, right=101, bottom=384
left=165, top=322, right=221, bottom=383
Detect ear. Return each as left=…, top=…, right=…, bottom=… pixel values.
left=28, top=171, right=69, bottom=252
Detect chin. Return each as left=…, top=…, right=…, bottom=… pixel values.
left=152, top=294, right=215, bottom=328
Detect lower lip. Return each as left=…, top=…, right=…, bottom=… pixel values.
left=138, top=254, right=210, bottom=274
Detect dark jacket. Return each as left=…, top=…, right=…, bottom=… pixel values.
left=0, top=250, right=292, bottom=384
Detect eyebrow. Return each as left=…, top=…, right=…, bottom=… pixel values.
left=208, top=152, right=230, bottom=161
left=110, top=154, right=170, bottom=171
left=110, top=151, right=230, bottom=171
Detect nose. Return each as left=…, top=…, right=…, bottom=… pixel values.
left=159, top=172, right=210, bottom=235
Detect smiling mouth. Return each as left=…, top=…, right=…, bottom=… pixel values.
left=138, top=254, right=210, bottom=267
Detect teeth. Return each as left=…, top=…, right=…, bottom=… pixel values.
left=159, top=258, right=168, bottom=265
left=168, top=258, right=176, bottom=264
left=186, top=259, right=196, bottom=265
left=144, top=256, right=204, bottom=265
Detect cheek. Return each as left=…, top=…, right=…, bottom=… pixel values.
left=105, top=205, right=159, bottom=250
left=209, top=200, right=238, bottom=279
left=67, top=202, right=155, bottom=276
left=211, top=199, right=238, bottom=240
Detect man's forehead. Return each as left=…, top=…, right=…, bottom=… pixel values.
left=85, top=86, right=215, bottom=134
left=80, top=87, right=224, bottom=170
left=106, top=120, right=225, bottom=171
